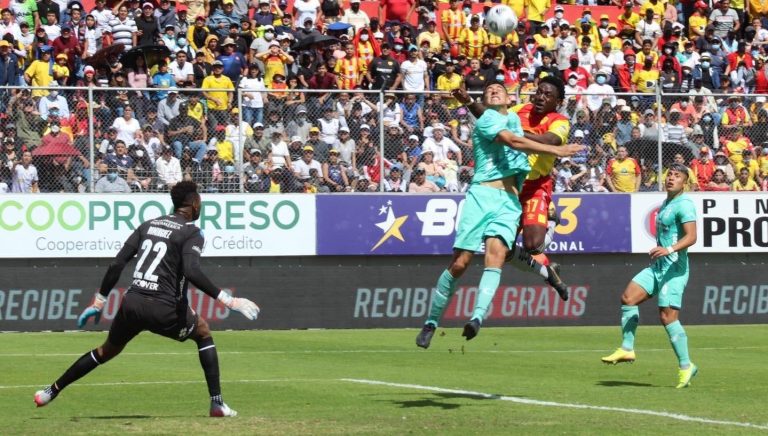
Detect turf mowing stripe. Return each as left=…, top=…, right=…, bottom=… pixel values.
left=0, top=346, right=762, bottom=357
left=341, top=378, right=768, bottom=431
left=0, top=379, right=326, bottom=389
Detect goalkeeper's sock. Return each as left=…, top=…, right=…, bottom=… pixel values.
left=54, top=349, right=103, bottom=391
left=425, top=269, right=458, bottom=327
left=196, top=336, right=221, bottom=399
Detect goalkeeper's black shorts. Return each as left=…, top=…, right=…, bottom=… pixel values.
left=108, top=292, right=198, bottom=346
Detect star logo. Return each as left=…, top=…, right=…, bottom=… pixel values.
left=371, top=201, right=409, bottom=252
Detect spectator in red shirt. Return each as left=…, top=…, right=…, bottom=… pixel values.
left=563, top=54, right=590, bottom=89
left=690, top=145, right=716, bottom=189
left=615, top=50, right=637, bottom=92
left=379, top=0, right=416, bottom=24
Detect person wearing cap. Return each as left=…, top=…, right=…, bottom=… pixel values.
left=457, top=14, right=488, bottom=61
left=563, top=52, right=590, bottom=89
left=108, top=5, right=138, bottom=50
left=216, top=35, right=247, bottom=83
left=544, top=5, right=569, bottom=32
left=292, top=143, right=323, bottom=184
left=0, top=39, right=18, bottom=91
left=341, top=0, right=370, bottom=32
left=253, top=0, right=276, bottom=27
left=689, top=145, right=716, bottom=188
left=135, top=2, right=159, bottom=47
left=365, top=42, right=400, bottom=91
left=24, top=44, right=55, bottom=97
left=253, top=38, right=293, bottom=88
left=201, top=59, right=235, bottom=132
left=206, top=0, right=241, bottom=39
left=421, top=122, right=462, bottom=165
left=435, top=59, right=463, bottom=110
left=721, top=95, right=751, bottom=128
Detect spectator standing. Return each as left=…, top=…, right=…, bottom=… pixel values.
left=217, top=37, right=247, bottom=83
left=239, top=63, right=267, bottom=126
left=606, top=146, right=641, bottom=192
left=109, top=5, right=137, bottom=50
left=341, top=0, right=369, bottom=32
left=136, top=2, right=159, bottom=47
left=11, top=150, right=38, bottom=192
left=111, top=106, right=141, bottom=147
left=202, top=60, right=234, bottom=130
left=366, top=43, right=399, bottom=90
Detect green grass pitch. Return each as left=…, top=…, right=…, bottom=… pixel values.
left=1, top=325, right=767, bottom=434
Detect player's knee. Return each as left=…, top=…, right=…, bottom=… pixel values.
left=659, top=310, right=678, bottom=325
left=193, top=317, right=212, bottom=341
left=449, top=259, right=469, bottom=276
left=97, top=342, right=124, bottom=362
left=620, top=293, right=633, bottom=306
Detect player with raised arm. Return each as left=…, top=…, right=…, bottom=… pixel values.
left=601, top=163, right=699, bottom=388
left=33, top=181, right=260, bottom=416
left=416, top=81, right=583, bottom=348
left=461, top=76, right=572, bottom=301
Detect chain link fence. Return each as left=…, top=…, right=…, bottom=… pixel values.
left=1, top=86, right=766, bottom=194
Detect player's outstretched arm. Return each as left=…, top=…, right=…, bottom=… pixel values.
left=78, top=230, right=141, bottom=328
left=182, top=235, right=260, bottom=320
left=495, top=130, right=584, bottom=157
left=451, top=88, right=486, bottom=118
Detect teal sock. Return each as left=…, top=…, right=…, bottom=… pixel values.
left=665, top=320, right=691, bottom=368
left=426, top=269, right=458, bottom=327
left=470, top=268, right=502, bottom=322
left=620, top=305, right=639, bottom=351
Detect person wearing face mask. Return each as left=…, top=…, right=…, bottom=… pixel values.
left=38, top=84, right=69, bottom=120
left=94, top=163, right=130, bottom=192
left=721, top=95, right=752, bottom=128
left=564, top=72, right=586, bottom=109
left=563, top=53, right=590, bottom=89
left=544, top=5, right=569, bottom=33
left=692, top=52, right=721, bottom=92
left=585, top=71, right=616, bottom=112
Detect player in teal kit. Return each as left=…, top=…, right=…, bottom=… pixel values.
left=602, top=163, right=699, bottom=388
left=415, top=83, right=582, bottom=348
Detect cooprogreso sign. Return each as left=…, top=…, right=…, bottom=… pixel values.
left=0, top=194, right=316, bottom=258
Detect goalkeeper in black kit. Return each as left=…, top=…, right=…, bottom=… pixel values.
left=33, top=181, right=260, bottom=417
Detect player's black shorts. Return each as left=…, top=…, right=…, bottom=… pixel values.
left=107, top=292, right=198, bottom=347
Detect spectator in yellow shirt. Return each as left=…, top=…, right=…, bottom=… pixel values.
left=458, top=15, right=488, bottom=60
left=732, top=167, right=760, bottom=190
left=202, top=60, right=235, bottom=131
left=606, top=146, right=642, bottom=192
left=534, top=25, right=556, bottom=52
left=632, top=55, right=659, bottom=93
left=436, top=60, right=463, bottom=110
left=527, top=0, right=551, bottom=33
left=441, top=0, right=465, bottom=45
left=416, top=20, right=442, bottom=54
left=24, top=46, right=54, bottom=98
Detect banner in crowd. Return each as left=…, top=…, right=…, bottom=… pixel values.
left=316, top=194, right=632, bottom=255
left=0, top=194, right=316, bottom=258
left=630, top=193, right=768, bottom=253
left=1, top=254, right=765, bottom=332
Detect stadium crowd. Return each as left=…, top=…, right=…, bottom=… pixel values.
left=1, top=0, right=768, bottom=194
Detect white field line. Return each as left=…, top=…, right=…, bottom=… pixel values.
left=341, top=378, right=768, bottom=431
left=0, top=346, right=763, bottom=358
left=0, top=379, right=326, bottom=389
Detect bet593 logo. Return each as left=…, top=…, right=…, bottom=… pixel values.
left=415, top=198, right=582, bottom=236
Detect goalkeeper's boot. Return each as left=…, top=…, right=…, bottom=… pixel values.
left=545, top=263, right=569, bottom=301
left=210, top=401, right=238, bottom=417
left=34, top=387, right=57, bottom=407
left=676, top=363, right=698, bottom=389
left=416, top=323, right=436, bottom=349
left=601, top=348, right=636, bottom=365
left=462, top=318, right=481, bottom=341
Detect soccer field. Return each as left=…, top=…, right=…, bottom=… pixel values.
left=2, top=325, right=767, bottom=435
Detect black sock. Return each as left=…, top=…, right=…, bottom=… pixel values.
left=196, top=336, right=221, bottom=401
left=54, top=349, right=103, bottom=392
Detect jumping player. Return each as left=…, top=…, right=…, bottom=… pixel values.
left=415, top=82, right=583, bottom=348
left=33, top=181, right=261, bottom=416
left=461, top=76, right=572, bottom=300
left=601, top=163, right=699, bottom=388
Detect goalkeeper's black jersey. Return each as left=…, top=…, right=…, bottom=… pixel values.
left=122, top=214, right=204, bottom=305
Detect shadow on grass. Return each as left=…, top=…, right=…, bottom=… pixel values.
left=76, top=415, right=154, bottom=420
left=596, top=380, right=654, bottom=387
left=393, top=392, right=517, bottom=409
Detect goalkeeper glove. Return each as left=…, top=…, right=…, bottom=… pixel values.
left=217, top=291, right=260, bottom=320
left=77, top=293, right=107, bottom=328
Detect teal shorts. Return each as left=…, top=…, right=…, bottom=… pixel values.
left=454, top=184, right=522, bottom=252
left=632, top=266, right=689, bottom=309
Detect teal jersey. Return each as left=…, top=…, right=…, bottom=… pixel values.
left=653, top=194, right=697, bottom=275
left=471, top=109, right=530, bottom=185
